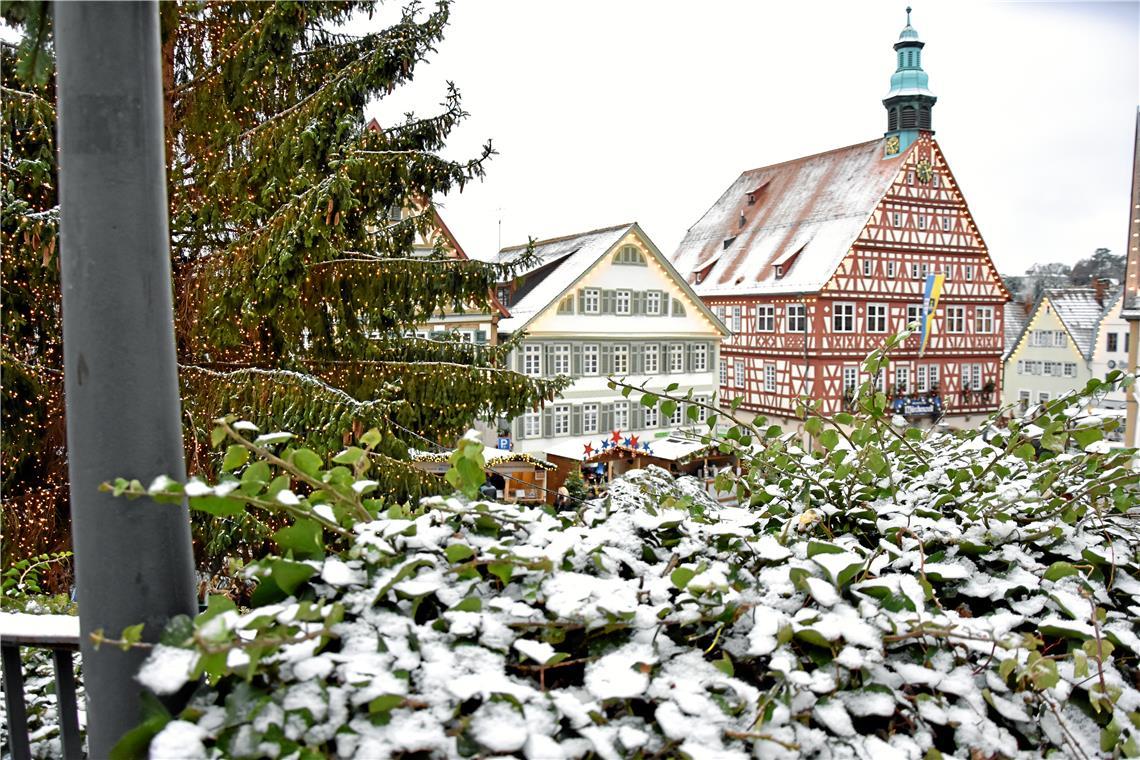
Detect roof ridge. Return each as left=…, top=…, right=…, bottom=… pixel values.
left=737, top=137, right=887, bottom=177
left=499, top=222, right=635, bottom=253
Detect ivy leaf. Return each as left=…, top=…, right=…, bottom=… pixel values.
left=445, top=544, right=474, bottom=563
left=291, top=448, right=323, bottom=477
left=272, top=519, right=323, bottom=559
left=222, top=445, right=249, bottom=472
left=819, top=429, right=839, bottom=450
left=270, top=559, right=315, bottom=595
left=488, top=561, right=513, bottom=585
left=1042, top=561, right=1079, bottom=582
left=670, top=567, right=695, bottom=589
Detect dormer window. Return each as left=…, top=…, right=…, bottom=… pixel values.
left=747, top=192, right=756, bottom=205
left=775, top=265, right=784, bottom=279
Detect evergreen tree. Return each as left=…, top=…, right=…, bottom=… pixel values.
left=2, top=1, right=565, bottom=567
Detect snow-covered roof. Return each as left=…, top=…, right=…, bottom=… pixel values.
left=671, top=138, right=909, bottom=296
left=544, top=434, right=722, bottom=464
left=496, top=222, right=728, bottom=336
left=1046, top=288, right=1109, bottom=360
left=496, top=224, right=635, bottom=334
left=1002, top=301, right=1030, bottom=360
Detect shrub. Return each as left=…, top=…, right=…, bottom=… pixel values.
left=110, top=371, right=1139, bottom=758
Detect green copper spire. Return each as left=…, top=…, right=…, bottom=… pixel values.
left=883, top=6, right=936, bottom=153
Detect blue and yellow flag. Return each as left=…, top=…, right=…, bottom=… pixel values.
left=918, top=273, right=945, bottom=357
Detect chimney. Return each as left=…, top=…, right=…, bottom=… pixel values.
left=1093, top=278, right=1110, bottom=307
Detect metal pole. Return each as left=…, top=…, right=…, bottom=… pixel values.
left=55, top=3, right=197, bottom=755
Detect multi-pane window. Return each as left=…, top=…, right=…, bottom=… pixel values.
left=1019, top=390, right=1030, bottom=412
left=907, top=170, right=915, bottom=185
left=644, top=344, right=659, bottom=374
left=693, top=344, right=708, bottom=371
left=887, top=261, right=896, bottom=278
left=832, top=302, right=855, bottom=332
left=669, top=344, right=684, bottom=372
left=971, top=364, right=982, bottom=390
left=916, top=365, right=928, bottom=392
left=862, top=259, right=873, bottom=276
left=524, top=344, right=542, bottom=376
left=557, top=296, right=574, bottom=314
left=670, top=402, right=684, bottom=427
left=1038, top=391, right=1050, bottom=404
left=786, top=304, right=806, bottom=333
left=613, top=401, right=629, bottom=430
left=644, top=404, right=659, bottom=428
left=867, top=303, right=888, bottom=333
left=731, top=306, right=742, bottom=332
left=1107, top=333, right=1119, bottom=352
left=553, top=344, right=571, bottom=375
left=583, top=288, right=600, bottom=314
left=946, top=306, right=966, bottom=333
left=941, top=216, right=951, bottom=231
left=1063, top=363, right=1076, bottom=377
left=756, top=305, right=775, bottom=332
left=1053, top=331, right=1067, bottom=347
left=929, top=365, right=940, bottom=389
left=523, top=413, right=541, bottom=438
left=843, top=366, right=858, bottom=392
left=911, top=263, right=921, bottom=279
left=694, top=395, right=709, bottom=423
left=647, top=291, right=662, bottom=315
left=933, top=175, right=941, bottom=188
left=613, top=344, right=629, bottom=374
left=906, top=303, right=923, bottom=327
left=734, top=360, right=745, bottom=388
left=764, top=364, right=776, bottom=392
left=719, top=359, right=728, bottom=386
left=964, top=265, right=973, bottom=281
left=553, top=405, right=570, bottom=436
left=615, top=290, right=631, bottom=315
left=582, top=403, right=599, bottom=434
left=895, top=365, right=909, bottom=393
left=918, top=215, right=927, bottom=229
left=892, top=212, right=902, bottom=227
left=583, top=344, right=599, bottom=375
left=975, top=307, right=993, bottom=334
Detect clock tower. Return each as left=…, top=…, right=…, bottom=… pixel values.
left=883, top=7, right=936, bottom=157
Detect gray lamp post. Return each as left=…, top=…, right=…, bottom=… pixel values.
left=55, top=2, right=197, bottom=755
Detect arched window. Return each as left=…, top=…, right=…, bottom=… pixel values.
left=614, top=245, right=647, bottom=266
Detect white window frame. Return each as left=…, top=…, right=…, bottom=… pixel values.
left=930, top=365, right=940, bottom=388
left=1038, top=391, right=1050, bottom=404
left=862, top=259, right=872, bottom=276
left=895, top=365, right=910, bottom=393
left=615, top=289, right=631, bottom=315
left=669, top=344, right=684, bottom=373
left=583, top=344, right=599, bottom=376
left=918, top=215, right=926, bottom=229
left=524, top=344, right=542, bottom=377
left=1053, top=331, right=1067, bottom=348
left=693, top=344, right=708, bottom=372
left=887, top=261, right=896, bottom=278
left=946, top=306, right=966, bottom=334
left=734, top=359, right=745, bottom=388
left=975, top=307, right=993, bottom=334
left=906, top=304, right=923, bottom=327
left=832, top=302, right=855, bottom=332
left=786, top=304, right=806, bottom=333
left=553, top=344, right=571, bottom=375
left=764, top=364, right=776, bottom=392
left=647, top=291, right=662, bottom=315
left=719, top=359, right=727, bottom=386
left=867, top=303, right=888, bottom=333
left=582, top=403, right=599, bottom=434
left=694, top=394, right=709, bottom=423
left=644, top=404, right=659, bottom=428
left=892, top=212, right=902, bottom=227
left=553, top=404, right=570, bottom=436
left=842, top=366, right=858, bottom=392
left=731, top=306, right=742, bottom=332
left=644, top=344, right=659, bottom=374
left=964, top=265, right=973, bottom=281
left=756, top=305, right=775, bottom=332
left=916, top=365, right=928, bottom=392
left=1063, top=362, right=1076, bottom=378
left=971, top=364, right=983, bottom=390
left=613, top=344, right=630, bottom=374
left=613, top=401, right=629, bottom=430
left=583, top=288, right=600, bottom=314
left=523, top=413, right=541, bottom=438
left=669, top=402, right=683, bottom=427
left=941, top=216, right=951, bottom=231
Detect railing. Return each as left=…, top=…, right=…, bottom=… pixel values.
left=0, top=612, right=83, bottom=759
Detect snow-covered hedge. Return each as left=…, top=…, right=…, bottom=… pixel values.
left=122, top=377, right=1140, bottom=759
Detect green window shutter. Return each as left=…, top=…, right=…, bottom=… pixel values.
left=572, top=406, right=582, bottom=436
left=661, top=343, right=671, bottom=373
left=632, top=404, right=644, bottom=430
left=631, top=343, right=643, bottom=375
left=600, top=404, right=612, bottom=433
left=686, top=343, right=695, bottom=372
left=600, top=343, right=613, bottom=375
left=514, top=348, right=524, bottom=372
left=602, top=290, right=614, bottom=314
left=543, top=409, right=554, bottom=438
left=572, top=344, right=583, bottom=377
left=511, top=416, right=522, bottom=440
left=544, top=344, right=555, bottom=375
left=578, top=289, right=586, bottom=312
left=632, top=292, right=644, bottom=315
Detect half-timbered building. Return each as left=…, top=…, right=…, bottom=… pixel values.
left=670, top=11, right=1009, bottom=431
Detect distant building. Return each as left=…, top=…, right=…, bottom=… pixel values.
left=1089, top=288, right=1130, bottom=410
left=1122, top=109, right=1140, bottom=448
left=670, top=11, right=1009, bottom=431
left=495, top=223, right=728, bottom=454
left=1002, top=288, right=1105, bottom=413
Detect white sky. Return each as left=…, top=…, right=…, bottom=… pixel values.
left=365, top=1, right=1139, bottom=275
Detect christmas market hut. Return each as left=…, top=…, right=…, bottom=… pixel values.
left=410, top=450, right=556, bottom=505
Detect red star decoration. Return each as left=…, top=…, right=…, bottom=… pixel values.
left=629, top=435, right=639, bottom=448
left=610, top=429, right=622, bottom=443
left=583, top=442, right=594, bottom=456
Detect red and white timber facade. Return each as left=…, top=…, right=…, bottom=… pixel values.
left=671, top=135, right=1010, bottom=432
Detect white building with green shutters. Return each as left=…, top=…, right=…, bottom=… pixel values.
left=495, top=222, right=729, bottom=455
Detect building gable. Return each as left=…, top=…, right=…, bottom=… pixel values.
left=825, top=137, right=1010, bottom=303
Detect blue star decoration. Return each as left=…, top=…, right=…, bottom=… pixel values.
left=641, top=442, right=652, bottom=453
left=623, top=437, right=632, bottom=447
left=601, top=440, right=612, bottom=451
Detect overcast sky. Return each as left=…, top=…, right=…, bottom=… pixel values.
left=366, top=1, right=1139, bottom=275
